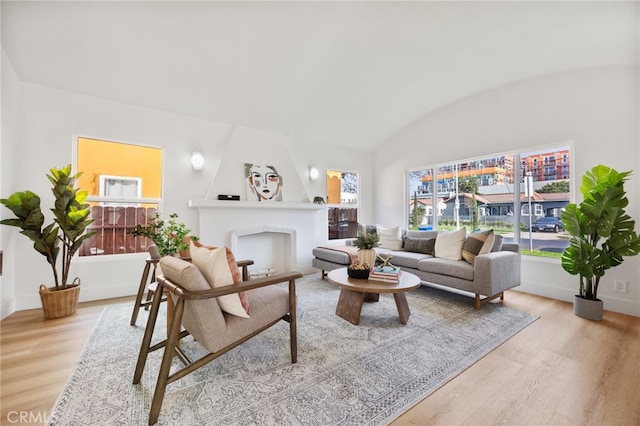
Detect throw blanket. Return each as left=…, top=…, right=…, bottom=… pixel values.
left=320, top=245, right=359, bottom=262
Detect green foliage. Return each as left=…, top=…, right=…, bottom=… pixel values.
left=458, top=176, right=478, bottom=194
left=131, top=212, right=196, bottom=256
left=561, top=165, right=640, bottom=300
left=537, top=180, right=570, bottom=193
left=352, top=232, right=380, bottom=250
left=1, top=165, right=95, bottom=289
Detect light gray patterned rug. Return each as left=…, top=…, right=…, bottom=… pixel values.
left=48, top=273, right=536, bottom=425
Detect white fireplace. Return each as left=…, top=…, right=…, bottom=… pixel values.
left=189, top=200, right=327, bottom=275
left=230, top=226, right=296, bottom=276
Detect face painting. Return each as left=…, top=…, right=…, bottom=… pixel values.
left=249, top=165, right=281, bottom=200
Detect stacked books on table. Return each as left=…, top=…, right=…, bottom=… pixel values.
left=369, top=265, right=401, bottom=283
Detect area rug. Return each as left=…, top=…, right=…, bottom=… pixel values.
left=47, top=273, right=536, bottom=425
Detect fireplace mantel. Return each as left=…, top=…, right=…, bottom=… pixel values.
left=188, top=200, right=325, bottom=211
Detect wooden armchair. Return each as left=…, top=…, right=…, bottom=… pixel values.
left=132, top=255, right=302, bottom=425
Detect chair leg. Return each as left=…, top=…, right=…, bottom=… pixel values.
left=133, top=280, right=165, bottom=384
left=289, top=279, right=297, bottom=363
left=149, top=298, right=185, bottom=425
left=131, top=262, right=152, bottom=325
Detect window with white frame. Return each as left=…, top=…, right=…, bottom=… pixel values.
left=407, top=145, right=572, bottom=257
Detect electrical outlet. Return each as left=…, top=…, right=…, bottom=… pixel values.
left=614, top=280, right=628, bottom=293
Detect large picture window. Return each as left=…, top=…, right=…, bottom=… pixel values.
left=408, top=145, right=571, bottom=258
left=76, top=137, right=162, bottom=256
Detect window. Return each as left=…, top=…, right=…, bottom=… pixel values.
left=76, top=137, right=162, bottom=256
left=326, top=170, right=359, bottom=240
left=99, top=175, right=142, bottom=206
left=407, top=145, right=571, bottom=258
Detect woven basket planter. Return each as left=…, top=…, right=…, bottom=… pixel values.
left=39, top=279, right=80, bottom=319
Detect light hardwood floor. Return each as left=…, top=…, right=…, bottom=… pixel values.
left=1, top=291, right=639, bottom=426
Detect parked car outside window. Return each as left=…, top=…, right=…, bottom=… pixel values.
left=532, top=216, right=564, bottom=233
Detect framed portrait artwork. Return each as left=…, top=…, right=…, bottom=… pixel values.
left=244, top=163, right=283, bottom=202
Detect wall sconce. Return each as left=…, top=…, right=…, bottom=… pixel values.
left=191, top=151, right=205, bottom=171
left=309, top=166, right=319, bottom=181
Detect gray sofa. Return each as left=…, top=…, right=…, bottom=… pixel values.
left=312, top=230, right=521, bottom=309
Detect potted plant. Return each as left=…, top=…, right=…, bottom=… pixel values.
left=131, top=212, right=196, bottom=257
left=1, top=165, right=95, bottom=319
left=561, top=165, right=640, bottom=320
left=352, top=232, right=380, bottom=270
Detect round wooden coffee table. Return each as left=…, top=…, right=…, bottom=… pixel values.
left=326, top=268, right=421, bottom=325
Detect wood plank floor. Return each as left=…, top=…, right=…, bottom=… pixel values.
left=1, top=290, right=639, bottom=425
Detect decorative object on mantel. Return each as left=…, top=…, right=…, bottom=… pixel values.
left=561, top=165, right=640, bottom=320
left=312, top=196, right=325, bottom=204
left=131, top=212, right=197, bottom=257
left=0, top=164, right=95, bottom=319
left=244, top=163, right=283, bottom=202
left=352, top=231, right=380, bottom=270
left=217, top=194, right=240, bottom=201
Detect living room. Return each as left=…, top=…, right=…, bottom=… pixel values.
left=1, top=1, right=639, bottom=425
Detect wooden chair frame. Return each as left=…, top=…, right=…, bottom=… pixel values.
left=132, top=260, right=302, bottom=425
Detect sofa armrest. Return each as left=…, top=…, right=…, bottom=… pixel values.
left=473, top=250, right=521, bottom=296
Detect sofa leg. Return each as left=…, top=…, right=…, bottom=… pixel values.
left=475, top=292, right=504, bottom=309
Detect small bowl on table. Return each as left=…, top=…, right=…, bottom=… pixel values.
left=347, top=267, right=370, bottom=279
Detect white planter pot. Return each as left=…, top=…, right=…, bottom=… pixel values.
left=573, top=295, right=603, bottom=321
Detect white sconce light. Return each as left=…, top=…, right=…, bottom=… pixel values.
left=309, top=166, right=319, bottom=181
left=191, top=151, right=205, bottom=171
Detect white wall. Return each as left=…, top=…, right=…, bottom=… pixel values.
left=0, top=81, right=373, bottom=316
left=374, top=66, right=640, bottom=316
left=0, top=48, right=21, bottom=319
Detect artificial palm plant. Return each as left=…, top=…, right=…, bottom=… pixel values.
left=561, top=165, right=640, bottom=317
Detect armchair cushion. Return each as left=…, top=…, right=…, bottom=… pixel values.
left=190, top=242, right=251, bottom=318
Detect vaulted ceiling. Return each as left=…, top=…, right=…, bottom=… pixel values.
left=2, top=1, right=637, bottom=152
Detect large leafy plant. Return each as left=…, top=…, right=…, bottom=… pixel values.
left=1, top=165, right=95, bottom=289
left=131, top=212, right=195, bottom=256
left=561, top=165, right=640, bottom=300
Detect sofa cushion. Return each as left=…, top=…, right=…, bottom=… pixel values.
left=312, top=246, right=353, bottom=264
left=385, top=250, right=433, bottom=269
left=403, top=236, right=436, bottom=255
left=462, top=229, right=495, bottom=264
left=418, top=257, right=474, bottom=281
left=377, top=225, right=403, bottom=250
left=434, top=228, right=466, bottom=260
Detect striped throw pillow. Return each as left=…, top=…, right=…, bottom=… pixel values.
left=462, top=229, right=495, bottom=264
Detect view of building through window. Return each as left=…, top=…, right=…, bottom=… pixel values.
left=76, top=137, right=162, bottom=256
left=408, top=146, right=571, bottom=257
left=326, top=170, right=359, bottom=240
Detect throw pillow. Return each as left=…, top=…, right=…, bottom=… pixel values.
left=434, top=228, right=467, bottom=260
left=357, top=223, right=377, bottom=236
left=189, top=241, right=250, bottom=318
left=462, top=229, right=495, bottom=264
left=376, top=225, right=403, bottom=250
left=403, top=237, right=436, bottom=255
left=491, top=234, right=504, bottom=252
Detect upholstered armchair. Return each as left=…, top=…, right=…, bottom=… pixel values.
left=133, top=254, right=302, bottom=425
